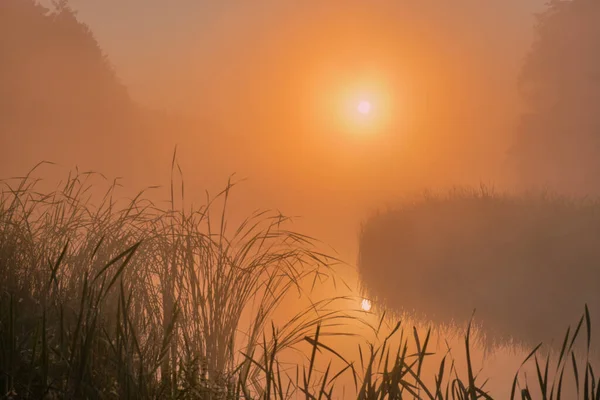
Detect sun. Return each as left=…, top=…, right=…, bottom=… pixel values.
left=357, top=100, right=372, bottom=115
left=361, top=298, right=372, bottom=312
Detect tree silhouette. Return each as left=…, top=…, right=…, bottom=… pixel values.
left=510, top=0, right=600, bottom=195
left=0, top=0, right=139, bottom=174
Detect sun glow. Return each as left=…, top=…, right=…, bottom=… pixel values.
left=361, top=298, right=372, bottom=311
left=310, top=66, right=401, bottom=138
left=340, top=83, right=395, bottom=135
left=357, top=100, right=372, bottom=115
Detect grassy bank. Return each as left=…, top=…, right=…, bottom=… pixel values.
left=358, top=187, right=600, bottom=350
left=0, top=164, right=348, bottom=398
left=1, top=170, right=599, bottom=399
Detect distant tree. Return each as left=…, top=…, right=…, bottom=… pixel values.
left=510, top=0, right=600, bottom=195
left=0, top=0, right=139, bottom=173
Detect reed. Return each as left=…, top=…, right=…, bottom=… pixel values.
left=358, top=186, right=600, bottom=350
left=1, top=168, right=598, bottom=399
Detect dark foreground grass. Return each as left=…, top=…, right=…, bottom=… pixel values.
left=358, top=187, right=600, bottom=350
left=1, top=169, right=599, bottom=399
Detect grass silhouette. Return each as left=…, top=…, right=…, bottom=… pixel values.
left=359, top=186, right=600, bottom=351
left=1, top=167, right=598, bottom=399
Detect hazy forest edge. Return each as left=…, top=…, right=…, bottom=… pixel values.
left=4, top=0, right=600, bottom=399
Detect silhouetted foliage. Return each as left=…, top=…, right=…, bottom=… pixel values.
left=3, top=169, right=600, bottom=398
left=358, top=188, right=600, bottom=350
left=0, top=0, right=143, bottom=174
left=511, top=0, right=600, bottom=195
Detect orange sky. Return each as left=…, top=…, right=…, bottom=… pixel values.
left=29, top=0, right=546, bottom=277
left=6, top=2, right=568, bottom=395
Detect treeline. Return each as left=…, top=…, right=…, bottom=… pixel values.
left=511, top=0, right=600, bottom=195
left=0, top=0, right=173, bottom=178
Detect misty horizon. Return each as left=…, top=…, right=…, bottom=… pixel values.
left=3, top=1, right=600, bottom=398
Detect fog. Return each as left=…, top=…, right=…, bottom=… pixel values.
left=4, top=0, right=546, bottom=261
left=6, top=0, right=600, bottom=396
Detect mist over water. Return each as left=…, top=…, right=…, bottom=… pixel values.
left=4, top=0, right=600, bottom=397
left=4, top=0, right=547, bottom=258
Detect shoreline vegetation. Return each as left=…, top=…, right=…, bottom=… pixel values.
left=1, top=165, right=599, bottom=399
left=4, top=0, right=600, bottom=398
left=358, top=187, right=600, bottom=352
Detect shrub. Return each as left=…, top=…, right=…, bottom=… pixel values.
left=0, top=164, right=343, bottom=398
left=358, top=186, right=600, bottom=349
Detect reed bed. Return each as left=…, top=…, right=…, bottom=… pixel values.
left=2, top=168, right=599, bottom=399
left=0, top=162, right=349, bottom=398
left=358, top=186, right=600, bottom=349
